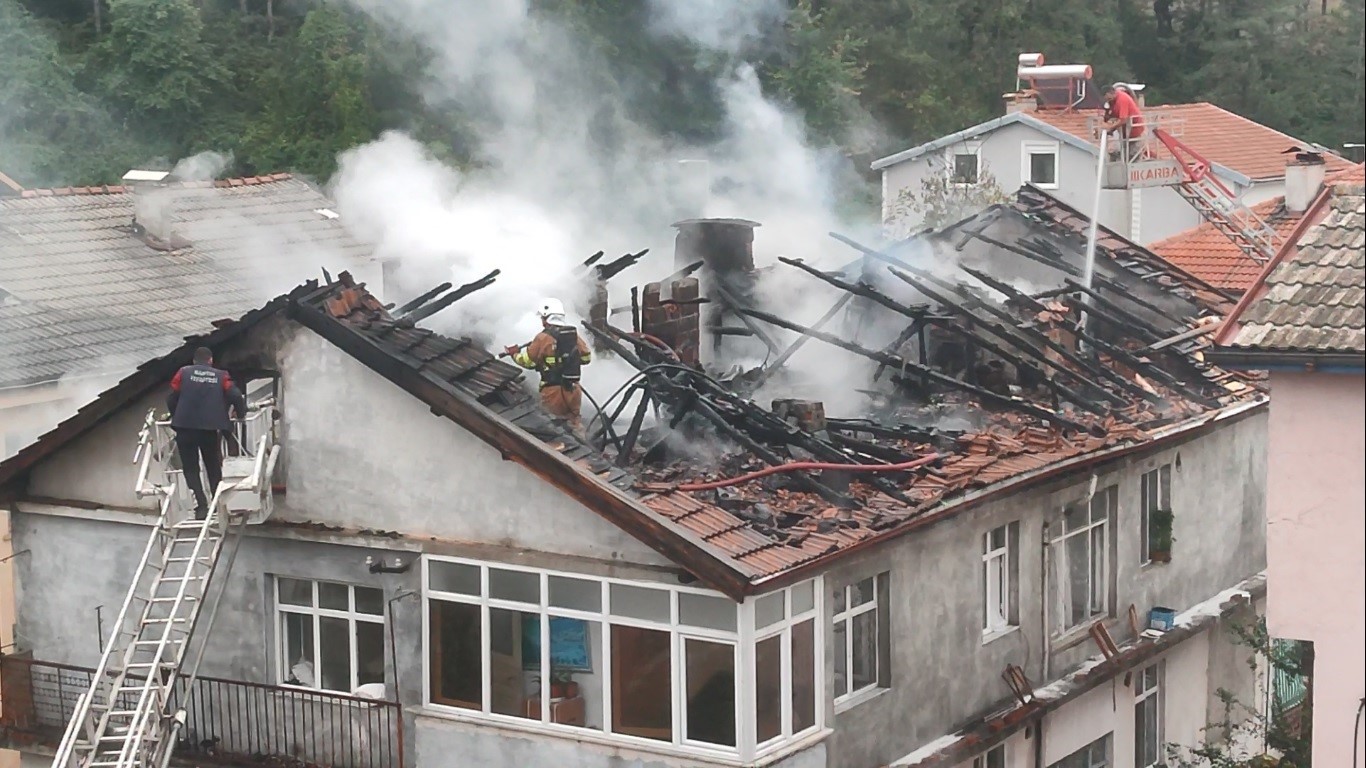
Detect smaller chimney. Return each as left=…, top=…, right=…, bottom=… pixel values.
left=122, top=169, right=183, bottom=247
left=1284, top=149, right=1326, bottom=214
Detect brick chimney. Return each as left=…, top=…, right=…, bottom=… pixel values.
left=1284, top=149, right=1326, bottom=214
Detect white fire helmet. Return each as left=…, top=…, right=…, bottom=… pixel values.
left=536, top=298, right=567, bottom=325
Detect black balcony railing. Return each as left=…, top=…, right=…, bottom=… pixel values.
left=0, top=654, right=403, bottom=768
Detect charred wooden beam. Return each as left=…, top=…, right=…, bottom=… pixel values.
left=1061, top=278, right=1164, bottom=343
left=711, top=283, right=782, bottom=355
left=778, top=256, right=928, bottom=320
left=956, top=265, right=1168, bottom=404
left=394, top=281, right=453, bottom=317
left=959, top=267, right=1217, bottom=407
left=616, top=388, right=653, bottom=467
left=751, top=293, right=854, bottom=389
left=887, top=265, right=1131, bottom=410
left=401, top=270, right=500, bottom=326
left=737, top=306, right=1098, bottom=434
left=595, top=248, right=649, bottom=281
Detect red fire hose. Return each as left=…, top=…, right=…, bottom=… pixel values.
left=676, top=453, right=942, bottom=492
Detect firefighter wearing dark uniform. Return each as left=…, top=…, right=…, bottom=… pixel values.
left=505, top=299, right=592, bottom=428
left=167, top=346, right=247, bottom=518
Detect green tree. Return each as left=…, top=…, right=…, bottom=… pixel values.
left=88, top=0, right=226, bottom=152
left=240, top=5, right=378, bottom=179
left=762, top=0, right=867, bottom=148
left=0, top=0, right=148, bottom=185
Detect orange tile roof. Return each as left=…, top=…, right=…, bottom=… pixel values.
left=1031, top=103, right=1354, bottom=181
left=1150, top=162, right=1365, bottom=292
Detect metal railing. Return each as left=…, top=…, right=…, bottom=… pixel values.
left=1, top=655, right=403, bottom=768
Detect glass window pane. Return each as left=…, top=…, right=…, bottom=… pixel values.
left=755, top=592, right=784, bottom=629
left=428, top=599, right=481, bottom=710
left=679, top=592, right=737, bottom=632
left=609, top=584, right=670, bottom=622
left=1063, top=502, right=1087, bottom=532
left=1030, top=152, right=1056, bottom=185
left=851, top=610, right=878, bottom=692
left=543, top=618, right=602, bottom=731
left=1090, top=526, right=1107, bottom=613
left=429, top=561, right=480, bottom=595
left=1066, top=532, right=1089, bottom=626
left=833, top=586, right=846, bottom=614
left=489, top=608, right=538, bottom=720
left=849, top=578, right=875, bottom=607
left=281, top=612, right=315, bottom=686
left=833, top=619, right=848, bottom=698
left=953, top=153, right=978, bottom=184
left=755, top=635, right=782, bottom=743
left=992, top=526, right=1007, bottom=550
left=318, top=616, right=352, bottom=692
left=684, top=639, right=735, bottom=747
left=549, top=576, right=601, bottom=612
left=791, top=619, right=816, bottom=732
left=489, top=568, right=540, bottom=605
left=355, top=586, right=384, bottom=616
left=356, top=620, right=385, bottom=687
left=790, top=581, right=815, bottom=615
left=278, top=577, right=312, bottom=607
left=610, top=625, right=672, bottom=741
left=318, top=582, right=349, bottom=611
left=987, top=745, right=1006, bottom=768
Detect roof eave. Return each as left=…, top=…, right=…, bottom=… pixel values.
left=747, top=397, right=1267, bottom=594
left=1205, top=348, right=1366, bottom=372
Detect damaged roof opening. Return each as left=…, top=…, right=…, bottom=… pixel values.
left=285, top=186, right=1262, bottom=593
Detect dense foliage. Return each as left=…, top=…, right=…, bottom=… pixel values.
left=1, top=0, right=1362, bottom=188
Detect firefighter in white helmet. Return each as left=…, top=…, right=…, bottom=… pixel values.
left=505, top=298, right=592, bottom=427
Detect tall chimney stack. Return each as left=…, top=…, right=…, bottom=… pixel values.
left=1284, top=149, right=1326, bottom=214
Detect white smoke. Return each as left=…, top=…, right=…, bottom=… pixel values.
left=171, top=150, right=232, bottom=182
left=330, top=0, right=887, bottom=418
left=645, top=0, right=786, bottom=55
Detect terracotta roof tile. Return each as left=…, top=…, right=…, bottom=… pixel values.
left=1031, top=103, right=1354, bottom=181
left=1151, top=164, right=1365, bottom=292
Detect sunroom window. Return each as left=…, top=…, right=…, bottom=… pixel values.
left=423, top=557, right=821, bottom=760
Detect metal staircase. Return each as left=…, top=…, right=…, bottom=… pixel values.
left=51, top=406, right=279, bottom=768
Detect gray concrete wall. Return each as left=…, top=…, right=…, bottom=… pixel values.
left=276, top=328, right=671, bottom=568
left=879, top=121, right=1253, bottom=245
left=815, top=410, right=1267, bottom=768
left=412, top=714, right=827, bottom=768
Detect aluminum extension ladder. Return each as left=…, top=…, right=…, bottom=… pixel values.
left=1153, top=127, right=1283, bottom=265
left=50, top=410, right=277, bottom=768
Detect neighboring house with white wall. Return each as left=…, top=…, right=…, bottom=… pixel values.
left=0, top=189, right=1269, bottom=767
left=1209, top=180, right=1365, bottom=768
left=873, top=54, right=1353, bottom=245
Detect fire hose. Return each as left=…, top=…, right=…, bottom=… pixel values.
left=676, top=452, right=941, bottom=492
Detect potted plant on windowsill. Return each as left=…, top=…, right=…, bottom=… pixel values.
left=1149, top=508, right=1174, bottom=563
left=549, top=667, right=579, bottom=700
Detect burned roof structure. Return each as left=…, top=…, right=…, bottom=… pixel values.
left=0, top=186, right=1265, bottom=599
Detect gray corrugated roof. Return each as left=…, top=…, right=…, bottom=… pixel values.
left=1225, top=184, right=1365, bottom=354
left=0, top=176, right=374, bottom=388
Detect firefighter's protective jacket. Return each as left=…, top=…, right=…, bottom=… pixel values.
left=167, top=364, right=247, bottom=431
left=512, top=326, right=592, bottom=387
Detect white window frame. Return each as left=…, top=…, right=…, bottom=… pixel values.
left=1023, top=140, right=1061, bottom=189
left=749, top=582, right=824, bottom=758
left=1134, top=661, right=1164, bottom=768
left=948, top=142, right=983, bottom=186
left=983, top=523, right=1015, bottom=636
left=274, top=577, right=385, bottom=694
left=973, top=742, right=1006, bottom=768
left=1049, top=486, right=1114, bottom=636
left=421, top=555, right=822, bottom=763
left=832, top=575, right=885, bottom=708
left=1140, top=464, right=1172, bottom=564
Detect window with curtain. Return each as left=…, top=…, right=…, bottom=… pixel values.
left=1050, top=486, right=1115, bottom=635
left=275, top=577, right=385, bottom=694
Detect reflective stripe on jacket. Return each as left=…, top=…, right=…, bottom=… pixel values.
left=511, top=328, right=591, bottom=387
